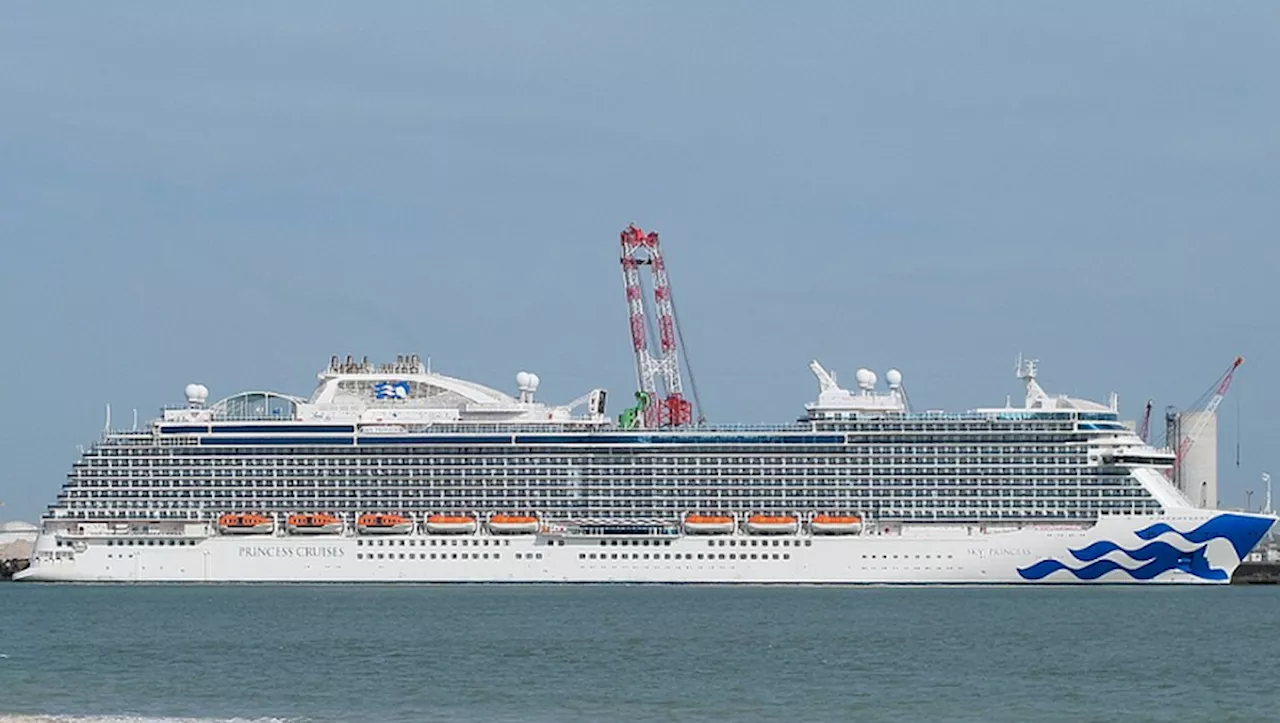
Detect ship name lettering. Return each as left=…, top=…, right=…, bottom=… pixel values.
left=238, top=545, right=346, bottom=559
left=968, top=547, right=1033, bottom=559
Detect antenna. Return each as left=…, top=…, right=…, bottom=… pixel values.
left=104, top=403, right=111, bottom=434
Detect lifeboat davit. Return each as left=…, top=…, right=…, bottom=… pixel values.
left=745, top=514, right=800, bottom=535
left=287, top=513, right=343, bottom=535
left=811, top=514, right=863, bottom=535
left=488, top=514, right=539, bottom=535
left=218, top=513, right=275, bottom=535
left=425, top=514, right=479, bottom=535
left=357, top=513, right=414, bottom=535
left=683, top=514, right=735, bottom=535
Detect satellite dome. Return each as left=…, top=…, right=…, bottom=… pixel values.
left=516, top=371, right=533, bottom=390
left=886, top=369, right=903, bottom=388
left=185, top=383, right=202, bottom=402
left=855, top=368, right=874, bottom=387
left=196, top=384, right=210, bottom=401
left=527, top=373, right=540, bottom=390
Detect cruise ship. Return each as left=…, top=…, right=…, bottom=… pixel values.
left=17, top=225, right=1275, bottom=584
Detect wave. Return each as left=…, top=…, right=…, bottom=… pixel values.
left=1017, top=544, right=1226, bottom=582
left=0, top=711, right=300, bottom=716
left=1069, top=539, right=1192, bottom=563
left=1136, top=513, right=1274, bottom=558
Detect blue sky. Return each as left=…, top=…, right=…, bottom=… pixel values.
left=2, top=3, right=1278, bottom=521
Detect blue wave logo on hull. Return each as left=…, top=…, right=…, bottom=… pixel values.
left=1135, top=514, right=1272, bottom=558
left=1017, top=513, right=1273, bottom=582
left=1018, top=542, right=1225, bottom=581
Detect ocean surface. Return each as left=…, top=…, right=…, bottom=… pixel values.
left=1, top=584, right=1278, bottom=723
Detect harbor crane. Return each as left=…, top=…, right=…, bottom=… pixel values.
left=1171, top=356, right=1243, bottom=478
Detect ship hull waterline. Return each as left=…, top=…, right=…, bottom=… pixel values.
left=17, top=510, right=1273, bottom=584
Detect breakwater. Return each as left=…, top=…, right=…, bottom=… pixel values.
left=1232, top=561, right=1280, bottom=584
left=1, top=556, right=30, bottom=580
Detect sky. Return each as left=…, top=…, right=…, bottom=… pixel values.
left=1, top=2, right=1278, bottom=521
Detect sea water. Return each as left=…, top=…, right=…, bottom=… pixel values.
left=1, top=584, right=1277, bottom=723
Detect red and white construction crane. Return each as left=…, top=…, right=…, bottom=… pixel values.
left=619, top=223, right=698, bottom=428
left=1171, top=356, right=1243, bottom=477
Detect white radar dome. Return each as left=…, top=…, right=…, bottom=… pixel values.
left=855, top=368, right=874, bottom=388
left=516, top=371, right=533, bottom=390
left=185, top=383, right=209, bottom=406
left=527, top=373, right=540, bottom=390
left=885, top=369, right=903, bottom=388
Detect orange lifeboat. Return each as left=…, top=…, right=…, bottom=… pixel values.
left=811, top=514, right=863, bottom=535
left=218, top=513, right=274, bottom=535
left=488, top=514, right=539, bottom=535
left=356, top=513, right=414, bottom=535
left=287, top=513, right=343, bottom=535
left=683, top=513, right=735, bottom=535
left=424, top=514, right=478, bottom=535
left=745, top=514, right=800, bottom=535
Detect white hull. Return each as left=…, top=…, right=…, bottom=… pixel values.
left=18, top=510, right=1275, bottom=584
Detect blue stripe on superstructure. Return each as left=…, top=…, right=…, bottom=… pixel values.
left=511, top=434, right=845, bottom=445
left=158, top=425, right=208, bottom=434
left=210, top=424, right=356, bottom=434
left=357, top=436, right=512, bottom=446
left=199, top=436, right=355, bottom=446
left=189, top=433, right=847, bottom=447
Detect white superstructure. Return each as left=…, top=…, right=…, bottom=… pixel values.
left=18, top=355, right=1275, bottom=584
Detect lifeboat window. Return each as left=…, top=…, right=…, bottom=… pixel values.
left=804, top=540, right=812, bottom=547
left=664, top=554, right=671, bottom=559
left=377, top=553, right=384, bottom=559
left=717, top=554, right=725, bottom=560
left=610, top=554, right=617, bottom=560
left=643, top=554, right=650, bottom=560
left=558, top=540, right=565, bottom=546
left=751, top=554, right=758, bottom=560
left=484, top=553, right=491, bottom=559
left=430, top=553, right=437, bottom=559
left=707, top=541, right=714, bottom=547
left=515, top=553, right=522, bottom=560
left=535, top=553, right=542, bottom=559
left=696, top=554, right=703, bottom=560
left=503, top=540, right=509, bottom=546
left=579, top=553, right=586, bottom=560
left=356, top=553, right=362, bottom=560
left=399, top=553, right=405, bottom=559
left=377, top=540, right=384, bottom=546
left=783, top=554, right=790, bottom=560
left=494, top=553, right=500, bottom=559
left=600, top=541, right=607, bottom=546
left=451, top=553, right=457, bottom=559
left=462, top=540, right=468, bottom=546
left=772, top=554, right=780, bottom=560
